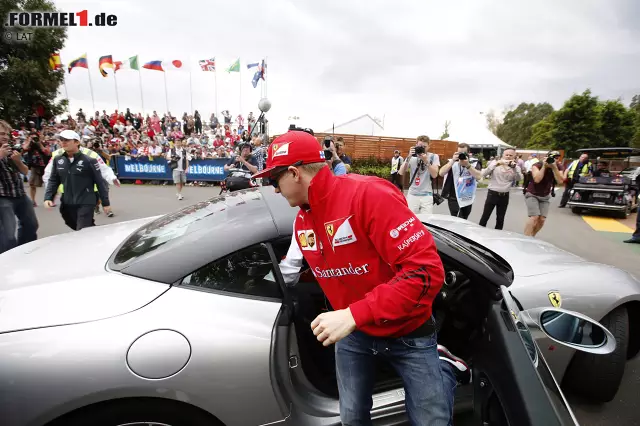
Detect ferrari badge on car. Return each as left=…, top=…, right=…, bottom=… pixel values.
left=548, top=291, right=562, bottom=308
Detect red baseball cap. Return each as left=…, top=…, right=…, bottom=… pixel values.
left=252, top=130, right=326, bottom=179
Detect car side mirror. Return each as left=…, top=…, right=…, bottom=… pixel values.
left=522, top=307, right=616, bottom=355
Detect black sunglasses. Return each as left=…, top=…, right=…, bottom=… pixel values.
left=270, top=160, right=303, bottom=188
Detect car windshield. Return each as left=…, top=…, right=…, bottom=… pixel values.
left=427, top=225, right=514, bottom=282
left=113, top=191, right=262, bottom=266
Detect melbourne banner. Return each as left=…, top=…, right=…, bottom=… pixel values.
left=114, top=156, right=228, bottom=181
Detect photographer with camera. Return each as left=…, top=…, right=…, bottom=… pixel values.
left=221, top=142, right=258, bottom=192
left=322, top=136, right=347, bottom=176
left=0, top=120, right=38, bottom=254
left=438, top=142, right=482, bottom=219
left=398, top=135, right=440, bottom=214
left=166, top=139, right=192, bottom=201
left=524, top=150, right=564, bottom=237
left=22, top=134, right=51, bottom=206
left=479, top=148, right=522, bottom=230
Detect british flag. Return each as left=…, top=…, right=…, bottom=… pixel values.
left=199, top=58, right=216, bottom=71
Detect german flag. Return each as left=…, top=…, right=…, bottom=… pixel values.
left=49, top=52, right=62, bottom=70
left=98, top=55, right=114, bottom=77
left=68, top=53, right=88, bottom=73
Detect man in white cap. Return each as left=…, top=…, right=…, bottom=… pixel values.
left=43, top=130, right=111, bottom=230
left=43, top=130, right=119, bottom=217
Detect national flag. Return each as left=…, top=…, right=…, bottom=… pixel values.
left=199, top=58, right=216, bottom=71
left=49, top=52, right=62, bottom=70
left=226, top=58, right=240, bottom=73
left=142, top=60, right=184, bottom=72
left=251, top=59, right=266, bottom=88
left=98, top=55, right=114, bottom=77
left=114, top=55, right=140, bottom=72
left=68, top=53, right=88, bottom=73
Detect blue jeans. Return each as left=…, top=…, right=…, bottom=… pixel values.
left=0, top=195, right=39, bottom=254
left=335, top=330, right=456, bottom=426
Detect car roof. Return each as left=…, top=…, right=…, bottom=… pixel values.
left=575, top=147, right=640, bottom=158
left=108, top=187, right=298, bottom=284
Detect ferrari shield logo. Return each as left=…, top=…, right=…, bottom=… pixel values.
left=298, top=231, right=308, bottom=248
left=326, top=224, right=334, bottom=237
left=272, top=144, right=279, bottom=154
left=548, top=291, right=562, bottom=308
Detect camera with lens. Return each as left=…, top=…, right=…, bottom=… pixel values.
left=457, top=152, right=468, bottom=161
left=414, top=145, right=425, bottom=156
left=545, top=155, right=557, bottom=164
left=288, top=124, right=314, bottom=136
left=323, top=136, right=333, bottom=149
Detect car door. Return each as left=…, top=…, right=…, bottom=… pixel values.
left=469, top=288, right=579, bottom=426
left=177, top=242, right=291, bottom=426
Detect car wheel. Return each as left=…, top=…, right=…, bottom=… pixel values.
left=570, top=207, right=583, bottom=215
left=50, top=398, right=222, bottom=426
left=561, top=306, right=629, bottom=403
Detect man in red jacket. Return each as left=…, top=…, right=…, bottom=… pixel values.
left=253, top=130, right=455, bottom=426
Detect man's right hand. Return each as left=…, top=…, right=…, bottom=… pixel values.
left=408, top=147, right=415, bottom=157
left=452, top=152, right=460, bottom=161
left=44, top=200, right=54, bottom=208
left=0, top=144, right=10, bottom=159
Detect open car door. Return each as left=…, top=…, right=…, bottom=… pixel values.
left=469, top=287, right=579, bottom=425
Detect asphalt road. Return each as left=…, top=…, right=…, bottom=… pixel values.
left=32, top=183, right=640, bottom=426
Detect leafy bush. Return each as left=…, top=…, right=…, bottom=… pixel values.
left=350, top=157, right=391, bottom=178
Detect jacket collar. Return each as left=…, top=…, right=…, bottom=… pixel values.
left=307, top=165, right=338, bottom=211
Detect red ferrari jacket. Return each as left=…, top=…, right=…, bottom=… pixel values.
left=293, top=166, right=444, bottom=338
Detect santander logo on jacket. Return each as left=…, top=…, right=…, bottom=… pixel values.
left=294, top=166, right=445, bottom=338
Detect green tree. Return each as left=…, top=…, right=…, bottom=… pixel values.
left=495, top=102, right=554, bottom=148
left=0, top=0, right=67, bottom=126
left=485, top=109, right=502, bottom=135
left=529, top=114, right=555, bottom=149
left=631, top=95, right=640, bottom=148
left=551, top=89, right=600, bottom=154
left=596, top=100, right=635, bottom=147
left=440, top=120, right=450, bottom=139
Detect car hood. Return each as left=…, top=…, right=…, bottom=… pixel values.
left=0, top=216, right=165, bottom=334
left=420, top=214, right=587, bottom=277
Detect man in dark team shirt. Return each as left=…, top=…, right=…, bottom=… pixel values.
left=524, top=151, right=564, bottom=237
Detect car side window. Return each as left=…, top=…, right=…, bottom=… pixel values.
left=182, top=243, right=282, bottom=300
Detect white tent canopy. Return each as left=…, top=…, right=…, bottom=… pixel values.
left=445, top=122, right=513, bottom=149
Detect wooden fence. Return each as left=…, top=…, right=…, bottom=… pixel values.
left=304, top=132, right=461, bottom=161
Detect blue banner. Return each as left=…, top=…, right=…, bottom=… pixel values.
left=114, top=156, right=228, bottom=181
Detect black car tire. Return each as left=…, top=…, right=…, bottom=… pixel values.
left=570, top=207, right=583, bottom=215
left=561, top=306, right=629, bottom=403
left=51, top=398, right=222, bottom=426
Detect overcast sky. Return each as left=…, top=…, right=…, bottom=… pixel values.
left=55, top=0, right=640, bottom=139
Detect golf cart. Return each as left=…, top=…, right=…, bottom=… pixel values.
left=567, top=147, right=640, bottom=218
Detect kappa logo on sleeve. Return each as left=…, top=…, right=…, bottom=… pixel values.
left=324, top=216, right=357, bottom=250
left=272, top=142, right=291, bottom=158
left=297, top=229, right=318, bottom=251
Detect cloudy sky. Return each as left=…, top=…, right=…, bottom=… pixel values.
left=56, top=0, right=640, bottom=139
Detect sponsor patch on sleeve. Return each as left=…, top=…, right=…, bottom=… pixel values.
left=389, top=217, right=417, bottom=238
left=297, top=229, right=318, bottom=251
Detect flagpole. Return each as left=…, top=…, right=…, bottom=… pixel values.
left=138, top=68, right=145, bottom=114
left=62, top=73, right=70, bottom=113
left=113, top=71, right=120, bottom=111
left=86, top=55, right=96, bottom=111
left=163, top=71, right=169, bottom=113
left=214, top=70, right=218, bottom=118
left=239, top=64, right=242, bottom=118
left=189, top=71, right=193, bottom=113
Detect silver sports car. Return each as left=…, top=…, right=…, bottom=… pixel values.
left=0, top=187, right=638, bottom=426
